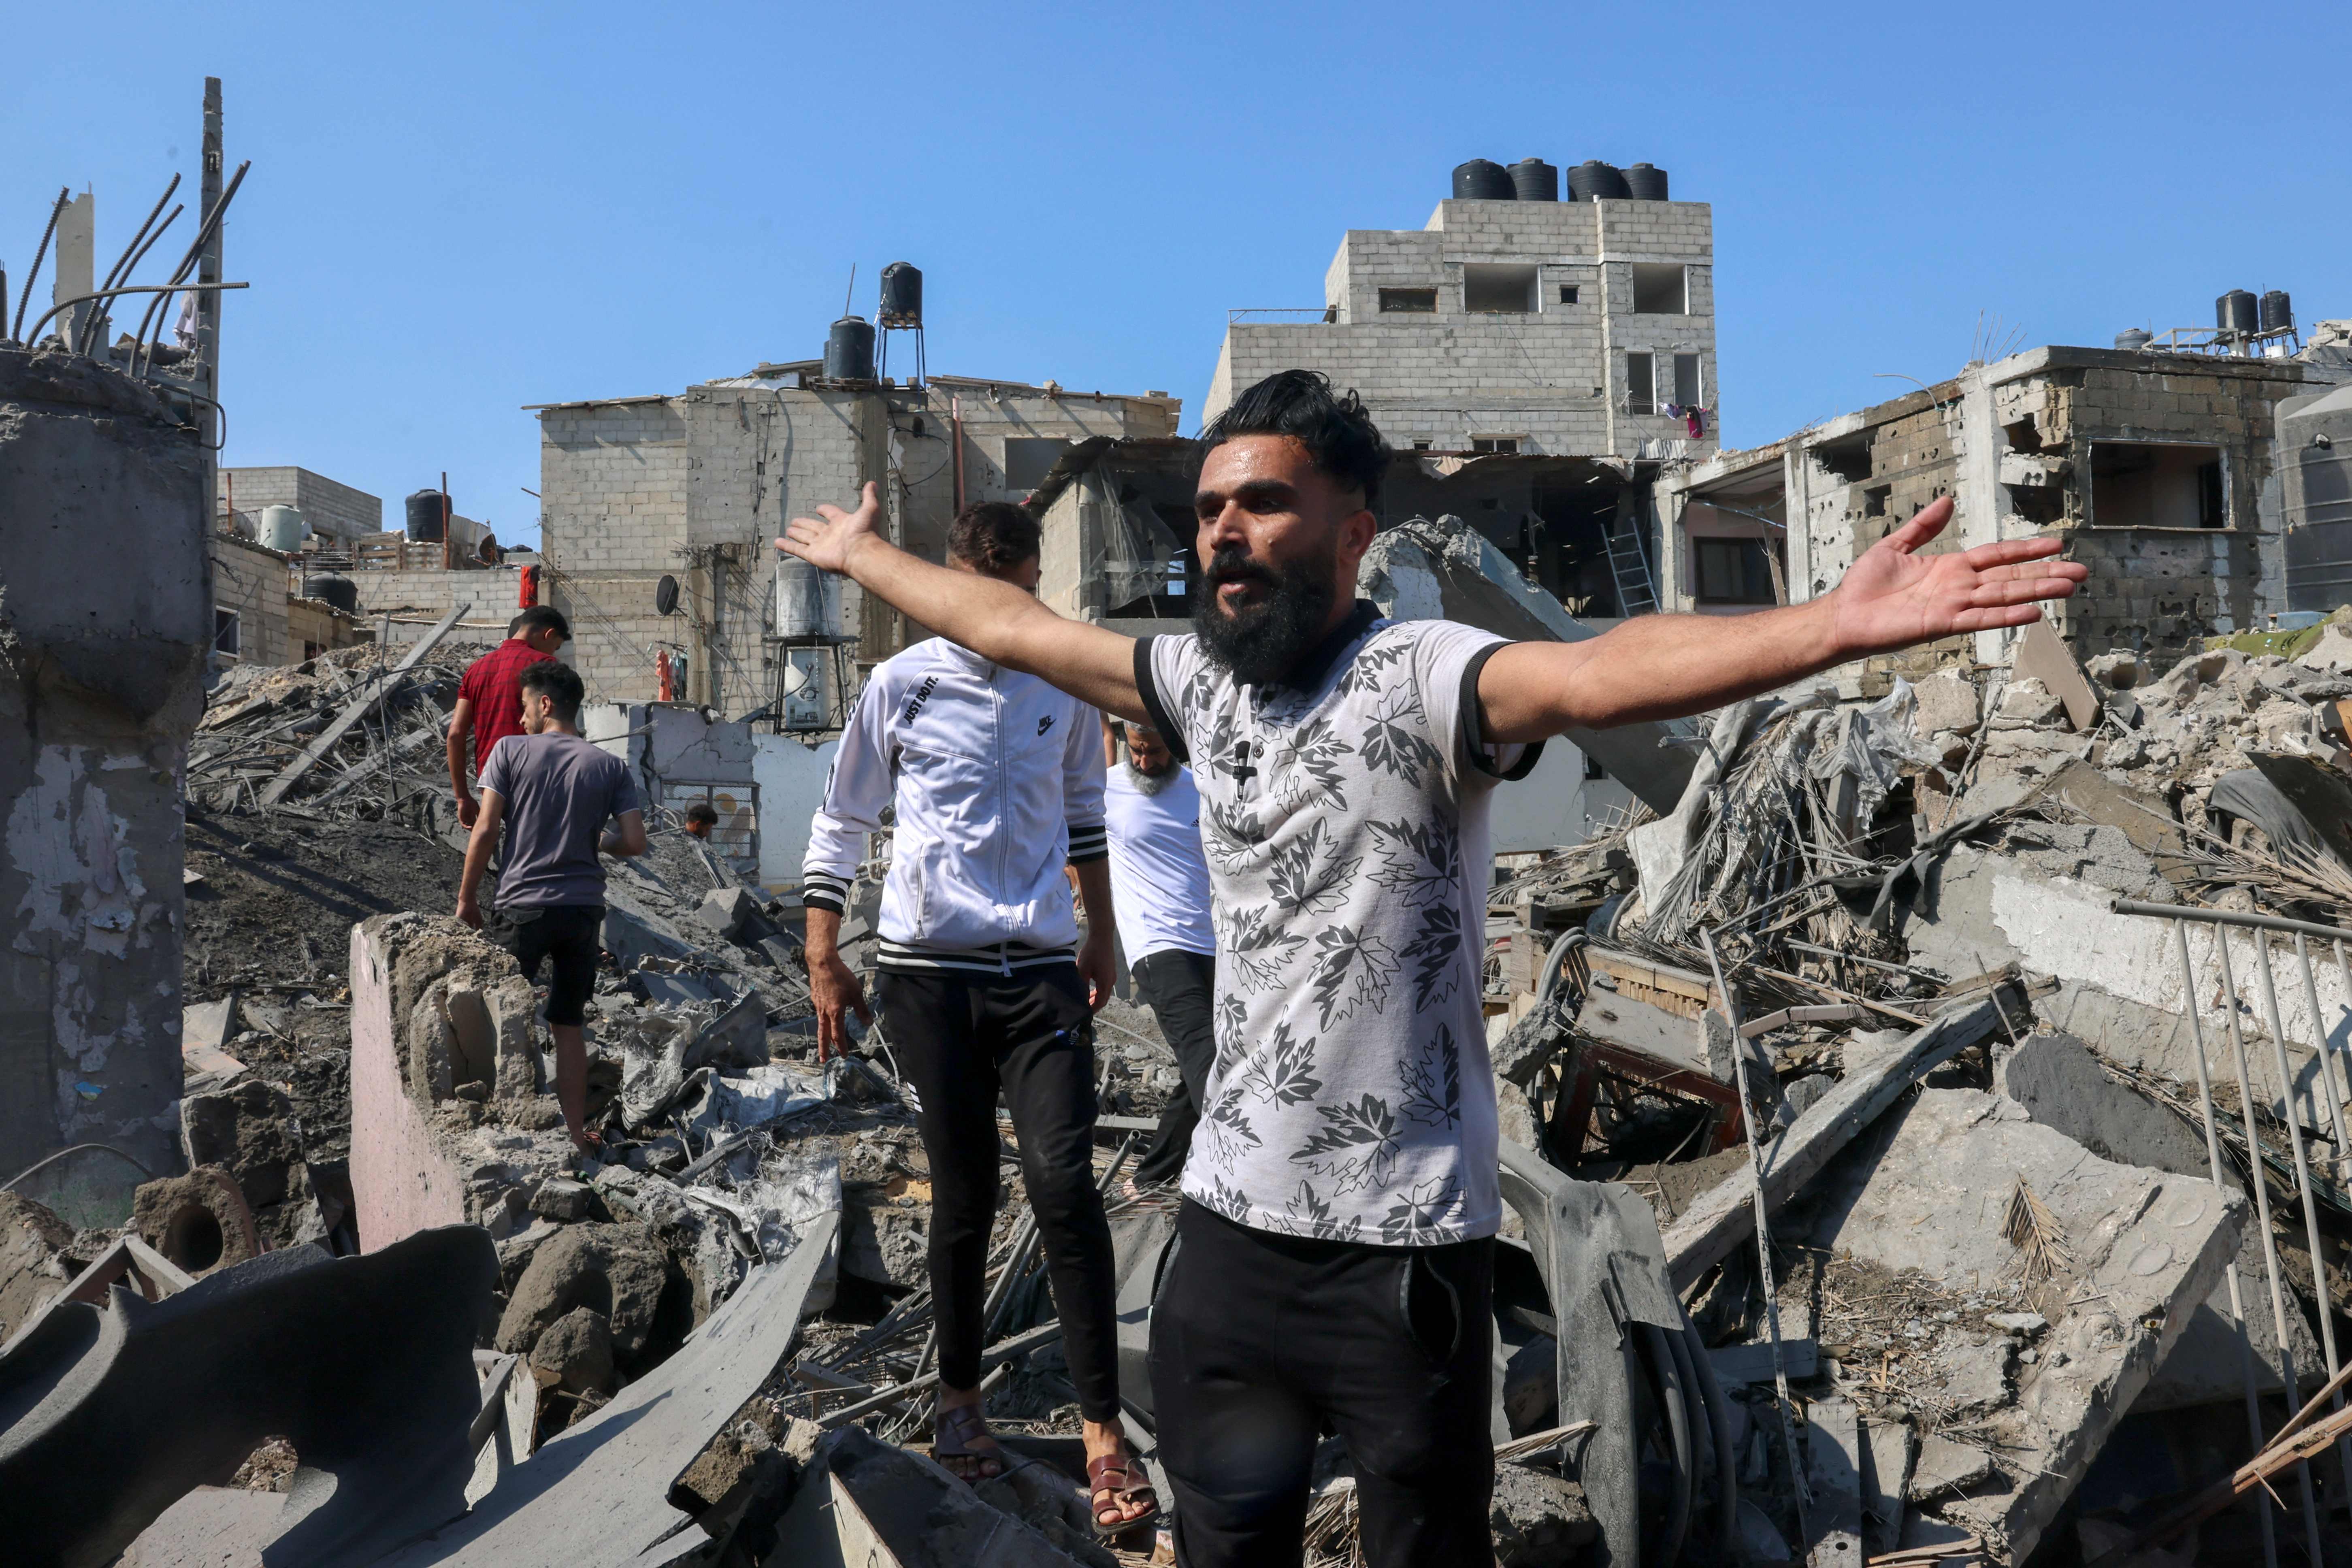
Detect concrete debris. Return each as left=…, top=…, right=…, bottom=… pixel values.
left=1489, top=1459, right=1598, bottom=1564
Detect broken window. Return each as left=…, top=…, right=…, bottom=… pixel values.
left=1584, top=752, right=1607, bottom=781
left=1471, top=437, right=1521, bottom=455
left=213, top=608, right=240, bottom=656
left=1002, top=438, right=1072, bottom=494
left=2089, top=442, right=2228, bottom=529
left=1631, top=263, right=1687, bottom=315
left=1378, top=287, right=1437, bottom=314
left=1862, top=485, right=1890, bottom=518
left=1673, top=353, right=1702, bottom=409
left=1412, top=439, right=1434, bottom=451
left=1463, top=264, right=1538, bottom=314
left=1626, top=353, right=1655, bottom=415
left=1694, top=538, right=1781, bottom=605
left=1558, top=284, right=1580, bottom=306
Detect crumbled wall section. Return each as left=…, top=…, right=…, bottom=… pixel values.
left=351, top=913, right=574, bottom=1251
left=0, top=347, right=210, bottom=1190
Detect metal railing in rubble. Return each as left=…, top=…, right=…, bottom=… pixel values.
left=2111, top=897, right=2352, bottom=1568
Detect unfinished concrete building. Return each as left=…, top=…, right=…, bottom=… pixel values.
left=529, top=360, right=1179, bottom=722
left=215, top=465, right=383, bottom=542
left=1657, top=339, right=2340, bottom=676
left=1202, top=160, right=1717, bottom=464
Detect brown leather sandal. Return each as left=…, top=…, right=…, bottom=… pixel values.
left=933, top=1402, right=1004, bottom=1483
left=1087, top=1445, right=1162, bottom=1537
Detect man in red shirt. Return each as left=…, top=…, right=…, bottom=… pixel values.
left=448, top=605, right=571, bottom=828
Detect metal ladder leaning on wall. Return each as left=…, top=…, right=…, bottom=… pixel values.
left=1606, top=522, right=1660, bottom=617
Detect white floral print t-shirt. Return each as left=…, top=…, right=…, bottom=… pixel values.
left=1135, top=601, right=1538, bottom=1245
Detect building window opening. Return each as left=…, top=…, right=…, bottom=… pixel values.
left=1464, top=264, right=1539, bottom=314
left=1378, top=287, right=1438, bottom=314
left=1631, top=263, right=1687, bottom=315
left=1626, top=353, right=1655, bottom=415
left=1862, top=485, right=1890, bottom=519
left=1672, top=353, right=1702, bottom=409
left=2090, top=442, right=2228, bottom=529
left=213, top=608, right=241, bottom=656
left=1557, top=284, right=1580, bottom=306
left=1470, top=436, right=1522, bottom=455
left=1002, top=437, right=1073, bottom=494
left=1694, top=538, right=1783, bottom=605
left=1412, top=439, right=1433, bottom=451
left=1584, top=752, right=1607, bottom=781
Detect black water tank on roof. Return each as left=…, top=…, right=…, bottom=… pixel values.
left=405, top=489, right=447, bottom=542
left=1567, top=160, right=1629, bottom=201
left=825, top=315, right=876, bottom=381
left=1624, top=162, right=1670, bottom=201
left=1508, top=158, right=1558, bottom=202
left=2218, top=290, right=2260, bottom=335
left=309, top=572, right=358, bottom=614
left=2262, top=290, right=2294, bottom=333
left=1452, top=160, right=1515, bottom=200
left=879, top=262, right=923, bottom=328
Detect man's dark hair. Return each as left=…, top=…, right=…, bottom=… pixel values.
left=1199, top=370, right=1390, bottom=513
left=518, top=660, right=586, bottom=724
left=514, top=605, right=572, bottom=641
left=947, top=501, right=1042, bottom=573
left=683, top=800, right=718, bottom=827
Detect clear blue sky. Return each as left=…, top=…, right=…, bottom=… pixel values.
left=9, top=2, right=2348, bottom=547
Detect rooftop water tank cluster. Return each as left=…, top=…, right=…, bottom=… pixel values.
left=1452, top=158, right=1670, bottom=202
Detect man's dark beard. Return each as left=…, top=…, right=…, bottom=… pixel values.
left=1122, top=758, right=1176, bottom=796
left=1192, top=539, right=1338, bottom=687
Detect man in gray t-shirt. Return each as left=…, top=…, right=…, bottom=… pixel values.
left=776, top=370, right=2084, bottom=1567
left=457, top=660, right=646, bottom=1152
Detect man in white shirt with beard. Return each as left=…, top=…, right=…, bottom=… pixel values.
left=1100, top=715, right=1216, bottom=1187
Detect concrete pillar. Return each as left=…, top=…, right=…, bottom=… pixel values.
left=1954, top=367, right=2008, bottom=666
left=51, top=192, right=94, bottom=347
left=0, top=348, right=211, bottom=1205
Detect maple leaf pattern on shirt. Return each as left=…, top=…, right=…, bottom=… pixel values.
left=1283, top=1179, right=1365, bottom=1243
left=1307, top=924, right=1398, bottom=1030
left=1273, top=715, right=1353, bottom=811
left=1379, top=1178, right=1467, bottom=1245
left=1366, top=817, right=1462, bottom=908
left=1399, top=900, right=1465, bottom=1012
left=1198, top=1080, right=1263, bottom=1166
left=1293, top=1092, right=1402, bottom=1195
left=1400, top=1022, right=1463, bottom=1129
left=1267, top=816, right=1359, bottom=917
left=1219, top=902, right=1308, bottom=992
left=1199, top=794, right=1269, bottom=877
left=1357, top=683, right=1443, bottom=786
left=1236, top=1018, right=1323, bottom=1107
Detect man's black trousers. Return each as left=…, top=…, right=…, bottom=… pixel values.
left=1128, top=947, right=1216, bottom=1186
left=1150, top=1199, right=1496, bottom=1568
left=875, top=964, right=1120, bottom=1422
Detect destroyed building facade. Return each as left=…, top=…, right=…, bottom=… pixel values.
left=1655, top=339, right=2341, bottom=674
left=528, top=369, right=1181, bottom=720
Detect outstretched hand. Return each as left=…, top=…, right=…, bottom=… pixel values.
left=777, top=481, right=884, bottom=574
left=1827, top=497, right=2087, bottom=658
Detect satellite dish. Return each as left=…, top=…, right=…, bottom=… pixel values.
left=655, top=574, right=679, bottom=616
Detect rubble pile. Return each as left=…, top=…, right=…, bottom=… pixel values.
left=1465, top=618, right=2352, bottom=1564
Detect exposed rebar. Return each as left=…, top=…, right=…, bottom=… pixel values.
left=12, top=186, right=70, bottom=342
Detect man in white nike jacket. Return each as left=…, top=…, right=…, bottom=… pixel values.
left=799, top=502, right=1158, bottom=1533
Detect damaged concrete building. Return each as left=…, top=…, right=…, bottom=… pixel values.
left=1656, top=312, right=2352, bottom=677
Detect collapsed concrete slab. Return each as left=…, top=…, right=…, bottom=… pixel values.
left=0, top=347, right=214, bottom=1206
left=1793, top=1089, right=2243, bottom=1564
left=348, top=914, right=578, bottom=1249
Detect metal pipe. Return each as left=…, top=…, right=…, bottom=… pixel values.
left=2216, top=933, right=2329, bottom=1565
left=83, top=205, right=183, bottom=356
left=128, top=158, right=248, bottom=372
left=2114, top=898, right=2352, bottom=946
left=1640, top=1321, right=1694, bottom=1567
left=2252, top=934, right=2352, bottom=1500
left=2173, top=920, right=2282, bottom=1568
left=12, top=186, right=70, bottom=342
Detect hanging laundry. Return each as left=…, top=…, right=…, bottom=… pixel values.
left=1686, top=407, right=1706, bottom=439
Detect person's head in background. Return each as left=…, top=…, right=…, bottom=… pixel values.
left=517, top=660, right=586, bottom=735
left=509, top=604, right=573, bottom=656
left=683, top=800, right=719, bottom=839
left=1109, top=718, right=1179, bottom=796
left=946, top=502, right=1042, bottom=592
